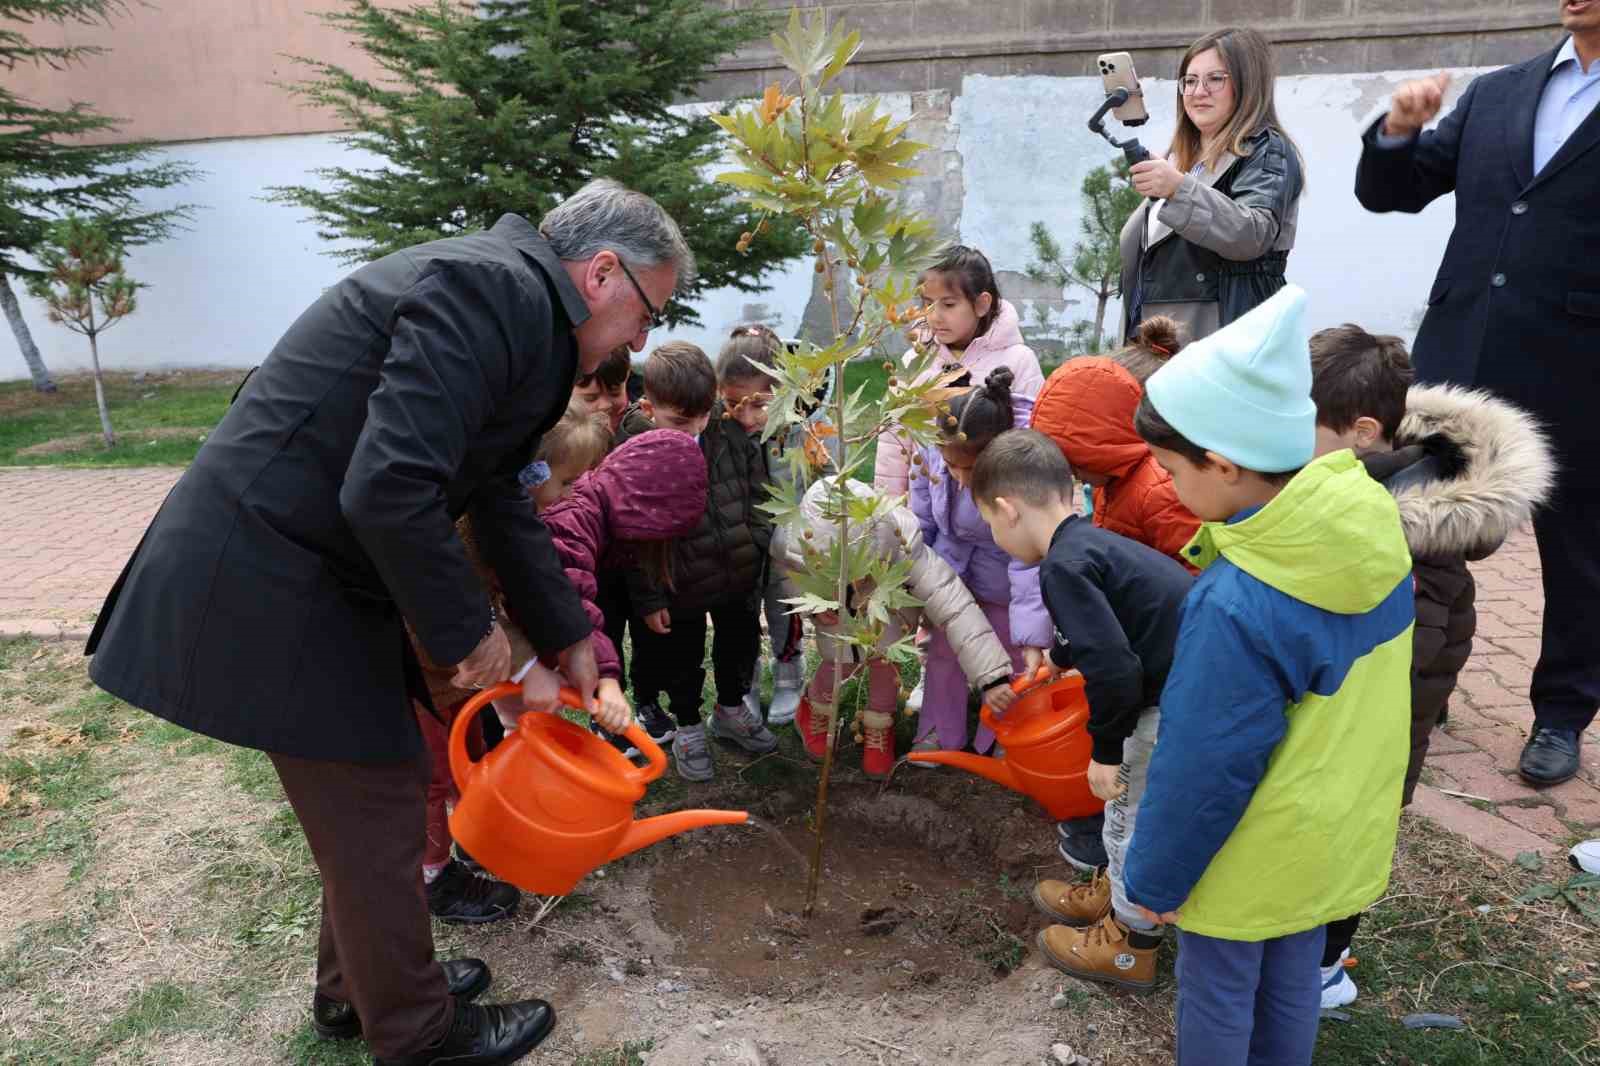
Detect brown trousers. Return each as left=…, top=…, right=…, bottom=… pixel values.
left=270, top=749, right=453, bottom=1058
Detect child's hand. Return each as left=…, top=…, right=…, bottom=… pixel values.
left=519, top=661, right=564, bottom=714
left=643, top=609, right=672, bottom=635
left=1021, top=646, right=1059, bottom=678
left=593, top=678, right=633, bottom=734
left=1135, top=904, right=1181, bottom=926
left=984, top=680, right=1017, bottom=713
left=1087, top=759, right=1125, bottom=802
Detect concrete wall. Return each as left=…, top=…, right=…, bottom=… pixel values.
left=705, top=0, right=1560, bottom=97
left=3, top=62, right=1496, bottom=381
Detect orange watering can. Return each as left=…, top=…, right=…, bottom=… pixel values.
left=448, top=682, right=748, bottom=895
left=905, top=668, right=1103, bottom=821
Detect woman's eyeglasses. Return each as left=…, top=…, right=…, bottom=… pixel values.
left=1179, top=71, right=1231, bottom=96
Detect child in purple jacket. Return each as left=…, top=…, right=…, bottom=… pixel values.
left=910, top=367, right=1051, bottom=754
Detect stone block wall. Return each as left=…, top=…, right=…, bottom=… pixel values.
left=697, top=0, right=1562, bottom=100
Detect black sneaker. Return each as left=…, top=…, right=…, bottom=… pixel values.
left=453, top=844, right=487, bottom=876
left=426, top=860, right=520, bottom=925
left=312, top=958, right=492, bottom=1040
left=636, top=701, right=677, bottom=746
left=374, top=999, right=556, bottom=1066
left=590, top=721, right=639, bottom=759
left=1056, top=813, right=1108, bottom=872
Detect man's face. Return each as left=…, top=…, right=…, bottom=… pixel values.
left=720, top=380, right=773, bottom=436
left=1563, top=0, right=1600, bottom=36
left=640, top=397, right=711, bottom=437
left=573, top=372, right=629, bottom=433
left=571, top=252, right=676, bottom=366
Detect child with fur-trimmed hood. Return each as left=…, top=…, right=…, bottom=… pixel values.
left=1309, top=324, right=1554, bottom=1007
left=773, top=478, right=1020, bottom=780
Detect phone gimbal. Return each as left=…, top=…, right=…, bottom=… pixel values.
left=1088, top=87, right=1151, bottom=167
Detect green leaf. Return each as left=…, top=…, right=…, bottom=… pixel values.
left=820, top=29, right=862, bottom=88
left=1514, top=851, right=1543, bottom=871
left=1516, top=883, right=1562, bottom=903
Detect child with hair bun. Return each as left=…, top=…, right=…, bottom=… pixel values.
left=908, top=366, right=1050, bottom=755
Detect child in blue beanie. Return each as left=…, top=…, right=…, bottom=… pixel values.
left=1123, top=285, right=1414, bottom=1066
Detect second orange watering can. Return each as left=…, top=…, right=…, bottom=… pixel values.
left=449, top=682, right=749, bottom=895
left=905, top=668, right=1104, bottom=821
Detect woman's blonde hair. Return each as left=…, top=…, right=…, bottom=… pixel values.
left=1168, top=27, right=1303, bottom=178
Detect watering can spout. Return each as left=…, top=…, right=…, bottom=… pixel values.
left=610, top=809, right=750, bottom=862
left=905, top=750, right=1024, bottom=793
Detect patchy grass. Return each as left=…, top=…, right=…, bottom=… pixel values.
left=574, top=1041, right=654, bottom=1066
left=0, top=369, right=241, bottom=466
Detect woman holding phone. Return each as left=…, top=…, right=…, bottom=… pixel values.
left=1117, top=27, right=1304, bottom=344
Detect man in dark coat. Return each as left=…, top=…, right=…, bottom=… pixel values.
left=1354, top=3, right=1600, bottom=786
left=85, top=179, right=692, bottom=1065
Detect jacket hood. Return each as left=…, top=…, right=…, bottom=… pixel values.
left=582, top=428, right=706, bottom=542
left=1186, top=450, right=1411, bottom=614
left=1031, top=357, right=1148, bottom=479
left=1367, top=384, right=1554, bottom=560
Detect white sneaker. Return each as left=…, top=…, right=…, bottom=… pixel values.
left=1320, top=950, right=1358, bottom=1009
left=1572, top=838, right=1600, bottom=874
left=905, top=679, right=924, bottom=714
left=908, top=729, right=940, bottom=769
left=767, top=658, right=803, bottom=726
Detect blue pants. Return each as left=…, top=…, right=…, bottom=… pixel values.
left=1175, top=926, right=1325, bottom=1066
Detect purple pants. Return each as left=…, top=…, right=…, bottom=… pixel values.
left=916, top=600, right=1026, bottom=753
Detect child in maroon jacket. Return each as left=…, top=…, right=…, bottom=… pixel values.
left=541, top=428, right=710, bottom=687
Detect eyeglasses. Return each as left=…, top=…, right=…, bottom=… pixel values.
left=614, top=256, right=667, bottom=333
left=1180, top=71, right=1231, bottom=96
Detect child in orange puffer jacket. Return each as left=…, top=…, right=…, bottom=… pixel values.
left=1030, top=317, right=1200, bottom=568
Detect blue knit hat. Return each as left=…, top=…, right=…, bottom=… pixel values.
left=1144, top=285, right=1316, bottom=473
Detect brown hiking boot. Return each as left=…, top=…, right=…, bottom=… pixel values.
left=1036, top=914, right=1157, bottom=991
left=1032, top=869, right=1111, bottom=927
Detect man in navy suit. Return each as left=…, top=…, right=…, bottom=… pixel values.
left=1356, top=0, right=1600, bottom=787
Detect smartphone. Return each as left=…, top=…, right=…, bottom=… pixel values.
left=1097, top=52, right=1148, bottom=126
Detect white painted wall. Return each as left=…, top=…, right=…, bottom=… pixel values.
left=955, top=69, right=1481, bottom=346
left=2, top=70, right=1480, bottom=381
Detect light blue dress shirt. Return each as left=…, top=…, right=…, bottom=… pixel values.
left=1534, top=36, right=1600, bottom=174
left=1377, top=36, right=1600, bottom=176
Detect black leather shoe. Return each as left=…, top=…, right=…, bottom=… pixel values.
left=1519, top=727, right=1582, bottom=786
left=312, top=958, right=493, bottom=1040
left=374, top=999, right=556, bottom=1066
left=427, top=860, right=520, bottom=925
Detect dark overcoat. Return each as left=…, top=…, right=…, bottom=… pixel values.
left=87, top=214, right=592, bottom=762
left=1355, top=40, right=1600, bottom=496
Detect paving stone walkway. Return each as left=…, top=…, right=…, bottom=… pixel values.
left=0, top=466, right=1594, bottom=860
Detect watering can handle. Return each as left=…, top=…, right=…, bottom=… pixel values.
left=978, top=666, right=1055, bottom=732
left=447, top=681, right=669, bottom=793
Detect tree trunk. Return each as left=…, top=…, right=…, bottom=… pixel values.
left=0, top=271, right=57, bottom=393
left=87, top=331, right=115, bottom=448
left=1093, top=281, right=1111, bottom=352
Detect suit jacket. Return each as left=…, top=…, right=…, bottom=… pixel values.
left=1355, top=39, right=1600, bottom=496
left=86, top=215, right=593, bottom=762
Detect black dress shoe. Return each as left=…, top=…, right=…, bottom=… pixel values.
left=312, top=958, right=493, bottom=1040
left=1519, top=727, right=1582, bottom=786
left=427, top=860, right=520, bottom=925
left=374, top=999, right=556, bottom=1066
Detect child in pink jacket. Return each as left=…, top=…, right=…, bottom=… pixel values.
left=875, top=246, right=1045, bottom=498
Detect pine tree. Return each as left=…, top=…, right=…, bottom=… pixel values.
left=27, top=214, right=142, bottom=446
left=0, top=1, right=196, bottom=392
left=1026, top=157, right=1142, bottom=353
left=269, top=0, right=807, bottom=325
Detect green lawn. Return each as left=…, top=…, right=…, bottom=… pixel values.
left=0, top=370, right=243, bottom=467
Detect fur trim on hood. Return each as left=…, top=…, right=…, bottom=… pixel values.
left=1385, top=384, right=1555, bottom=560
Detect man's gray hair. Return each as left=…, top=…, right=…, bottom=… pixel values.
left=540, top=179, right=696, bottom=289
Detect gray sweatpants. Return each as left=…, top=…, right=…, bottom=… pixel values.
left=1107, top=707, right=1161, bottom=933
